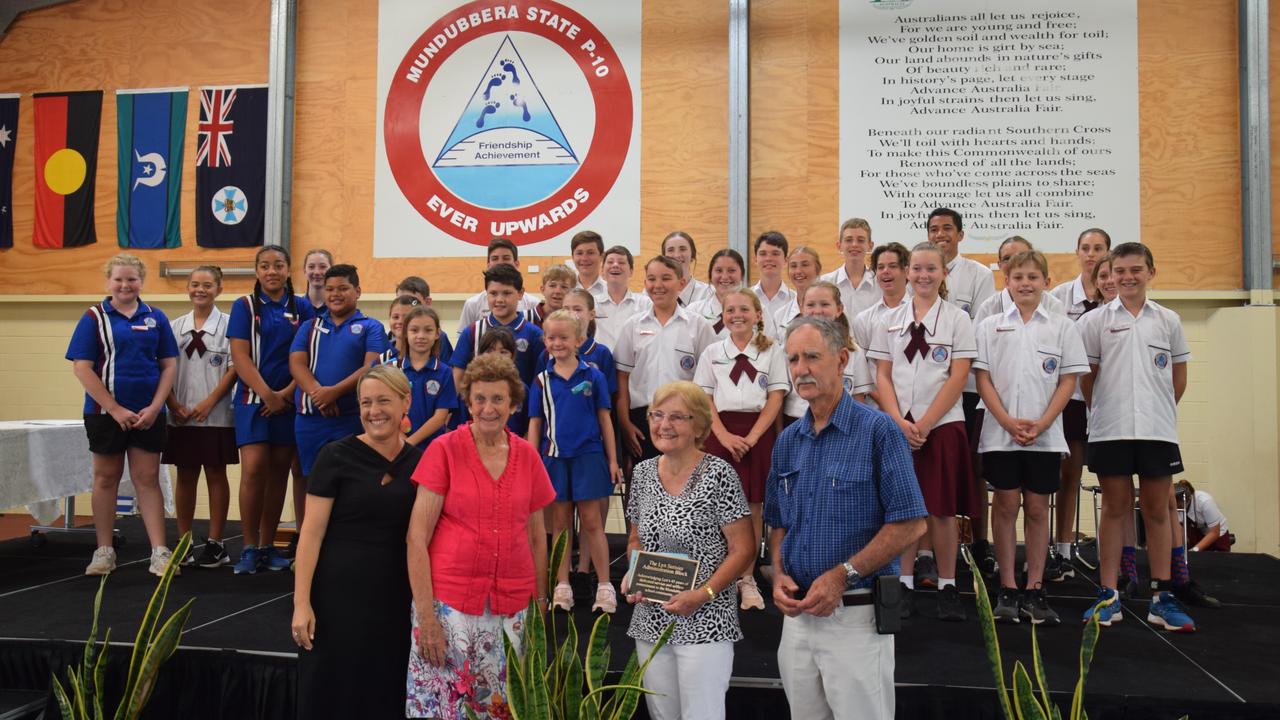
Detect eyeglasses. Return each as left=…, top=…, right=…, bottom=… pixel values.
left=647, top=410, right=694, bottom=425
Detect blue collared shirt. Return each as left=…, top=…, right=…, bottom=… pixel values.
left=289, top=309, right=387, bottom=416
left=451, top=313, right=544, bottom=387
left=764, top=393, right=926, bottom=591
left=66, top=298, right=180, bottom=414
left=528, top=359, right=612, bottom=458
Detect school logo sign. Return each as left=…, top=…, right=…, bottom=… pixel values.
left=376, top=0, right=640, bottom=256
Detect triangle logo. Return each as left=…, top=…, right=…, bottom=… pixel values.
left=431, top=35, right=580, bottom=209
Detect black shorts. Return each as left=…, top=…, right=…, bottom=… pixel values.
left=1062, top=399, right=1088, bottom=444
left=84, top=414, right=167, bottom=455
left=962, top=391, right=984, bottom=454
left=981, top=451, right=1062, bottom=494
left=1087, top=440, right=1184, bottom=478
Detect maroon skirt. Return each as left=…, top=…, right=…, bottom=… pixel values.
left=162, top=425, right=240, bottom=467
left=912, top=421, right=977, bottom=518
left=703, top=410, right=775, bottom=504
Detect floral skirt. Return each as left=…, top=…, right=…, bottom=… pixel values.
left=406, top=600, right=525, bottom=720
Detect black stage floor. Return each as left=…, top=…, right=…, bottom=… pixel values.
left=1, top=516, right=1278, bottom=719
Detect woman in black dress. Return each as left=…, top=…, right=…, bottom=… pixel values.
left=292, top=364, right=423, bottom=718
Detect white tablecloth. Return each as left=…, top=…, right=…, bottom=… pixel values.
left=0, top=420, right=174, bottom=525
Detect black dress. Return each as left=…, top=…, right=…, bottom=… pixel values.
left=297, top=434, right=423, bottom=719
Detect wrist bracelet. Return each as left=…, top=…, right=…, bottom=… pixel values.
left=703, top=585, right=716, bottom=600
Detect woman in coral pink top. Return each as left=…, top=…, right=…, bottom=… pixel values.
left=406, top=353, right=556, bottom=720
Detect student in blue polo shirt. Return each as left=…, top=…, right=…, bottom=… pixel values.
left=229, top=245, right=315, bottom=574
left=528, top=310, right=621, bottom=615
left=535, top=288, right=619, bottom=396
left=394, top=306, right=457, bottom=447
left=68, top=253, right=180, bottom=578
left=290, top=264, right=386, bottom=479
left=451, top=263, right=544, bottom=390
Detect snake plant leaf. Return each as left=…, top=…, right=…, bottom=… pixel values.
left=1012, top=661, right=1048, bottom=720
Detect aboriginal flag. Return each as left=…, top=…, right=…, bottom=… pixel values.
left=0, top=94, right=17, bottom=249
left=117, top=89, right=187, bottom=249
left=195, top=85, right=267, bottom=248
left=33, top=91, right=102, bottom=249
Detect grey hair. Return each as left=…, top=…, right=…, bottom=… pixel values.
left=785, top=315, right=852, bottom=354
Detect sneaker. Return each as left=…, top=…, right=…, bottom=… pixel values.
left=85, top=546, right=117, bottom=576
left=1148, top=591, right=1197, bottom=633
left=937, top=585, right=966, bottom=622
left=971, top=540, right=999, bottom=578
left=196, top=539, right=230, bottom=569
left=1173, top=579, right=1222, bottom=609
left=552, top=582, right=574, bottom=612
left=1020, top=588, right=1061, bottom=626
left=280, top=533, right=299, bottom=560
left=914, top=555, right=939, bottom=589
left=993, top=588, right=1021, bottom=624
left=1120, top=576, right=1141, bottom=601
left=738, top=576, right=766, bottom=610
left=900, top=584, right=916, bottom=619
left=149, top=546, right=179, bottom=577
left=1046, top=554, right=1075, bottom=582
left=592, top=583, right=618, bottom=614
left=259, top=546, right=291, bottom=572
left=180, top=544, right=197, bottom=567
left=233, top=546, right=262, bottom=575
left=1082, top=587, right=1122, bottom=626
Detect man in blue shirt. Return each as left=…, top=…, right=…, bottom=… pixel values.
left=765, top=316, right=927, bottom=720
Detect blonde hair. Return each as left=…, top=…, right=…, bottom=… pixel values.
left=650, top=381, right=713, bottom=446
left=543, top=309, right=584, bottom=342
left=542, top=263, right=577, bottom=287
left=103, top=253, right=146, bottom=281
left=357, top=364, right=410, bottom=400
left=460, top=353, right=526, bottom=410
left=1006, top=249, right=1049, bottom=277
left=839, top=217, right=872, bottom=241
left=722, top=287, right=773, bottom=353
left=788, top=246, right=823, bottom=274
left=910, top=242, right=949, bottom=301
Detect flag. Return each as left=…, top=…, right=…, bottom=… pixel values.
left=33, top=90, right=102, bottom=248
left=116, top=89, right=187, bottom=249
left=0, top=94, right=17, bottom=249
left=195, top=85, right=267, bottom=248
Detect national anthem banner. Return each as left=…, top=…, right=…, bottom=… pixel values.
left=839, top=0, right=1139, bottom=253
left=374, top=0, right=641, bottom=257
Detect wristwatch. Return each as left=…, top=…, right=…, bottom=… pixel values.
left=842, top=561, right=861, bottom=586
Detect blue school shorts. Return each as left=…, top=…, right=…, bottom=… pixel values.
left=234, top=403, right=297, bottom=447
left=544, top=452, right=613, bottom=503
left=295, top=413, right=363, bottom=475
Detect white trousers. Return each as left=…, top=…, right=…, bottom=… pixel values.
left=778, top=605, right=895, bottom=720
left=634, top=639, right=734, bottom=720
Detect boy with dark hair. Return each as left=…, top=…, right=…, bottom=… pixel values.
left=571, top=231, right=607, bottom=296
left=451, top=263, right=544, bottom=396
left=457, top=238, right=541, bottom=327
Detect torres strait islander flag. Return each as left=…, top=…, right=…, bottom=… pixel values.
left=116, top=88, right=188, bottom=249
left=195, top=85, right=267, bottom=248
left=0, top=94, right=17, bottom=249
left=33, top=90, right=103, bottom=249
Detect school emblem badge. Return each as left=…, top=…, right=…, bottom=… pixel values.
left=383, top=0, right=634, bottom=247
left=210, top=354, right=224, bottom=367
left=352, top=324, right=364, bottom=335
left=144, top=317, right=157, bottom=328
left=930, top=346, right=949, bottom=363
left=1042, top=357, right=1057, bottom=374
left=426, top=379, right=441, bottom=395
left=1153, top=352, right=1169, bottom=369
left=516, top=337, right=529, bottom=352
left=758, top=374, right=769, bottom=390
left=679, top=354, right=695, bottom=371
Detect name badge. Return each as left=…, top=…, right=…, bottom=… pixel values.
left=995, top=326, right=1016, bottom=333
left=130, top=325, right=150, bottom=331
left=317, top=325, right=330, bottom=334
left=639, top=329, right=655, bottom=336
left=1108, top=325, right=1131, bottom=334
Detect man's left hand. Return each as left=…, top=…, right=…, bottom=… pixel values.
left=797, top=567, right=846, bottom=617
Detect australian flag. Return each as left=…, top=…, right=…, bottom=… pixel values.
left=0, top=94, right=17, bottom=249
left=195, top=85, right=267, bottom=248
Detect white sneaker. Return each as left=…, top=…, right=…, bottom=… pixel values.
left=739, top=576, right=765, bottom=610
left=552, top=582, right=574, bottom=611
left=149, top=546, right=180, bottom=577
left=85, top=546, right=117, bottom=576
left=592, top=583, right=618, bottom=614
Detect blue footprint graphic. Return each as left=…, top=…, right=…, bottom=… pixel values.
left=500, top=59, right=521, bottom=84
left=509, top=93, right=531, bottom=122
left=475, top=101, right=500, bottom=128
left=483, top=73, right=505, bottom=100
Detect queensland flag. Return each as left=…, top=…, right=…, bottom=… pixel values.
left=33, top=90, right=102, bottom=248
left=0, top=94, right=16, bottom=249
left=117, top=89, right=187, bottom=249
left=195, top=85, right=267, bottom=248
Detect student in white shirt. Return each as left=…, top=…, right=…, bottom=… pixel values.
left=571, top=230, right=609, bottom=299
left=1078, top=242, right=1197, bottom=633
left=973, top=237, right=1066, bottom=325
left=689, top=249, right=780, bottom=340
left=782, top=281, right=873, bottom=422
left=163, top=266, right=238, bottom=569
left=457, top=238, right=541, bottom=328
left=595, top=245, right=652, bottom=350
left=820, top=217, right=881, bottom=320
left=869, top=241, right=978, bottom=623
left=774, top=246, right=823, bottom=334
left=694, top=288, right=788, bottom=611
left=1046, top=228, right=1111, bottom=581
left=615, top=256, right=718, bottom=464
left=662, top=231, right=715, bottom=307
left=854, top=243, right=912, bottom=408
left=973, top=250, right=1087, bottom=627
left=927, top=207, right=997, bottom=577
left=751, top=231, right=795, bottom=320
left=1175, top=480, right=1231, bottom=552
